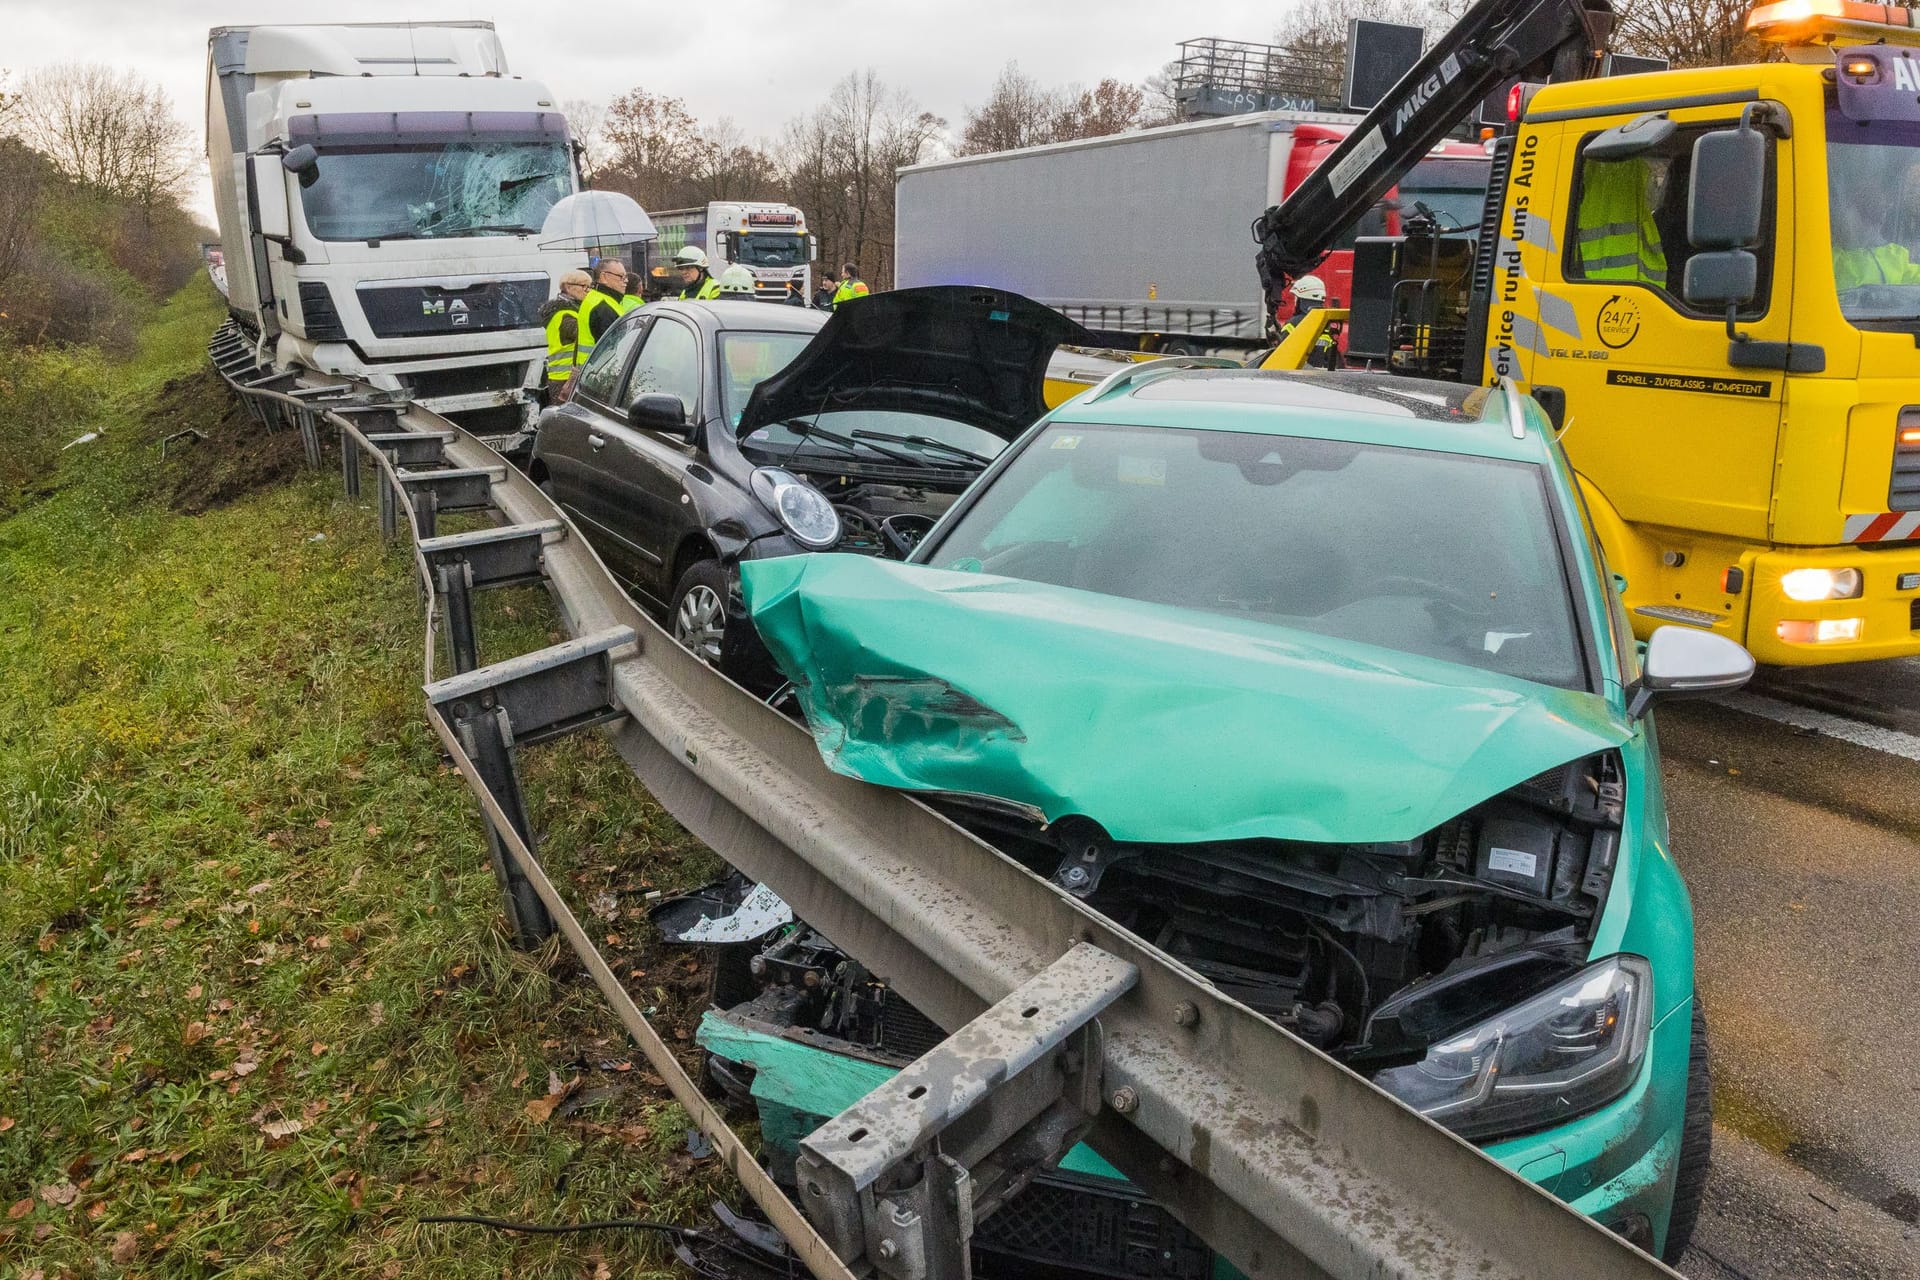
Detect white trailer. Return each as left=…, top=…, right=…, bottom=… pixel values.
left=647, top=201, right=815, bottom=301
left=205, top=23, right=582, bottom=446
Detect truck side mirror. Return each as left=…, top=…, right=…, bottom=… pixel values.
left=1681, top=250, right=1757, bottom=310
left=250, top=154, right=292, bottom=241
left=1626, top=625, right=1754, bottom=719
left=281, top=144, right=319, bottom=176
left=1687, top=126, right=1766, bottom=252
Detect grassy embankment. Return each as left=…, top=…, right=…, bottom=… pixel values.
left=0, top=283, right=736, bottom=1278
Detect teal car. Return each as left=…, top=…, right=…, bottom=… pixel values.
left=705, top=364, right=1754, bottom=1271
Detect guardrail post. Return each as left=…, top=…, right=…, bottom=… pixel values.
left=340, top=428, right=361, bottom=498
left=297, top=409, right=322, bottom=469
left=413, top=486, right=439, bottom=541
left=378, top=471, right=397, bottom=542
left=436, top=561, right=480, bottom=674
left=448, top=702, right=554, bottom=948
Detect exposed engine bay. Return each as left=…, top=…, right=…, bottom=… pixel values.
left=675, top=749, right=1626, bottom=1076
left=792, top=470, right=954, bottom=559
left=967, top=749, right=1625, bottom=1065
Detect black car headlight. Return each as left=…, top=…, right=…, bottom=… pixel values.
left=751, top=467, right=840, bottom=550
left=1372, top=955, right=1653, bottom=1141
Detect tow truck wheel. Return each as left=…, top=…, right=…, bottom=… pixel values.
left=1662, top=999, right=1713, bottom=1263
left=670, top=559, right=729, bottom=666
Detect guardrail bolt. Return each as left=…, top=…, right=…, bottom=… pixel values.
left=1173, top=1001, right=1199, bottom=1028
left=877, top=1240, right=899, bottom=1261
left=1062, top=865, right=1090, bottom=887
left=1110, top=1086, right=1139, bottom=1114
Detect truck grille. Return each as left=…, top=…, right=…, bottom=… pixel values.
left=357, top=277, right=548, bottom=339
left=1911, top=597, right=1920, bottom=630
left=402, top=364, right=525, bottom=399
left=1891, top=408, right=1920, bottom=511
left=974, top=1173, right=1212, bottom=1279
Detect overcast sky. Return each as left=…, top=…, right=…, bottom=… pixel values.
left=0, top=0, right=1295, bottom=223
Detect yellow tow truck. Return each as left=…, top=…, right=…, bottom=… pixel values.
left=1254, top=0, right=1920, bottom=665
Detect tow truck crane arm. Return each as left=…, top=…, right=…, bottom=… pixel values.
left=1253, top=0, right=1614, bottom=307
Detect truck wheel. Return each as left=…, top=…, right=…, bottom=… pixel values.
left=670, top=559, right=729, bottom=666
left=1662, top=1000, right=1713, bottom=1263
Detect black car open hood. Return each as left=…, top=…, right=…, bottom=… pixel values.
left=736, top=286, right=1092, bottom=441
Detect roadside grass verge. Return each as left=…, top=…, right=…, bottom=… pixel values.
left=1, top=286, right=734, bottom=1277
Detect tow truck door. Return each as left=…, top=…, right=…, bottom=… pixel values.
left=1515, top=110, right=1793, bottom=555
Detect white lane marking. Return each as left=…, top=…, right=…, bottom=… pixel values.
left=1713, top=691, right=1920, bottom=763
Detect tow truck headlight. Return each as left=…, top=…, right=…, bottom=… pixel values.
left=751, top=467, right=840, bottom=550
left=1780, top=567, right=1862, bottom=601
left=1372, top=955, right=1652, bottom=1141
left=1777, top=617, right=1864, bottom=643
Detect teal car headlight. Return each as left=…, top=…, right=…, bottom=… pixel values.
left=1373, top=955, right=1652, bottom=1141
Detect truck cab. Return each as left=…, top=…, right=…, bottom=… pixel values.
left=645, top=201, right=814, bottom=301
left=1477, top=10, right=1920, bottom=664
left=206, top=24, right=582, bottom=445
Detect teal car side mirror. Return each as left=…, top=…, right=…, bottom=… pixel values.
left=1627, top=625, right=1755, bottom=719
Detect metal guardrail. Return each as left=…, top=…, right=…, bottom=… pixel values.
left=205, top=320, right=1684, bottom=1280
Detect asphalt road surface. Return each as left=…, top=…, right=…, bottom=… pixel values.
left=1662, top=659, right=1920, bottom=1278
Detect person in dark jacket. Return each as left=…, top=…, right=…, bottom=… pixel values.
left=812, top=270, right=838, bottom=311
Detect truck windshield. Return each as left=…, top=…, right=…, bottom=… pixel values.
left=1398, top=157, right=1491, bottom=232
left=1828, top=111, right=1920, bottom=323
left=298, top=140, right=571, bottom=242
left=733, top=232, right=807, bottom=267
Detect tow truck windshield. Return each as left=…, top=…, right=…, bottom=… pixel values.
left=1828, top=111, right=1920, bottom=324
left=298, top=139, right=571, bottom=242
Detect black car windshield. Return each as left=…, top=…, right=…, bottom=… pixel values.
left=741, top=409, right=1010, bottom=468
left=927, top=422, right=1585, bottom=689
left=733, top=232, right=807, bottom=267
left=720, top=331, right=818, bottom=425
left=1828, top=111, right=1920, bottom=324
left=298, top=140, right=570, bottom=241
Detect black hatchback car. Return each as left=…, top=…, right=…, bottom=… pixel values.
left=529, top=287, right=1086, bottom=677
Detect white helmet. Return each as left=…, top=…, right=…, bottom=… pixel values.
left=717, top=265, right=756, bottom=296
left=674, top=246, right=709, bottom=270
left=1292, top=274, right=1328, bottom=303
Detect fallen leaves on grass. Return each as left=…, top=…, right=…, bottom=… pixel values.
left=38, top=1183, right=78, bottom=1208
left=523, top=1072, right=582, bottom=1125
left=260, top=1118, right=304, bottom=1140
left=110, top=1230, right=140, bottom=1263
left=182, top=1020, right=210, bottom=1046
left=8, top=1198, right=31, bottom=1220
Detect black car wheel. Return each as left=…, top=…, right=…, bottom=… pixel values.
left=670, top=559, right=729, bottom=666
left=1662, top=999, right=1713, bottom=1263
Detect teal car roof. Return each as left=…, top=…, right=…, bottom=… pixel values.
left=1048, top=368, right=1553, bottom=465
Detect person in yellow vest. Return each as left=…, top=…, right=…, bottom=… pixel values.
left=1573, top=158, right=1667, bottom=287
left=539, top=268, right=592, bottom=403
left=1832, top=196, right=1920, bottom=293
left=675, top=247, right=722, bottom=300
left=577, top=258, right=635, bottom=361
left=832, top=261, right=871, bottom=308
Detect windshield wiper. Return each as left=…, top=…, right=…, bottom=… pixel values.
left=440, top=224, right=534, bottom=236
left=850, top=429, right=994, bottom=467
left=780, top=420, right=919, bottom=466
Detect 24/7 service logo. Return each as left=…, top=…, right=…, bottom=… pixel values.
left=1598, top=294, right=1641, bottom=349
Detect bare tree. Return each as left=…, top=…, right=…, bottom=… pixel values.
left=1051, top=79, right=1147, bottom=142
left=6, top=63, right=190, bottom=216
left=960, top=63, right=1065, bottom=155
left=692, top=118, right=779, bottom=201
left=562, top=96, right=608, bottom=185
left=599, top=88, right=711, bottom=209
left=776, top=72, right=944, bottom=287
left=0, top=138, right=43, bottom=290
left=1610, top=0, right=1758, bottom=67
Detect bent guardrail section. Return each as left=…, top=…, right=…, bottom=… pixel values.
left=206, top=320, right=1684, bottom=1280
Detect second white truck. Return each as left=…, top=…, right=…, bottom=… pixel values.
left=206, top=21, right=582, bottom=445
left=646, top=201, right=814, bottom=301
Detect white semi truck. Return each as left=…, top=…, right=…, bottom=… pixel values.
left=646, top=202, right=814, bottom=301
left=205, top=22, right=581, bottom=444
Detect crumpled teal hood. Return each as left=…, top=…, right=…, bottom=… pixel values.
left=741, top=556, right=1632, bottom=844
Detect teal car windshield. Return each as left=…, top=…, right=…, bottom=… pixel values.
left=930, top=421, right=1587, bottom=689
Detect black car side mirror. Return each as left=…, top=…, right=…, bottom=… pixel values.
left=629, top=392, right=691, bottom=435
